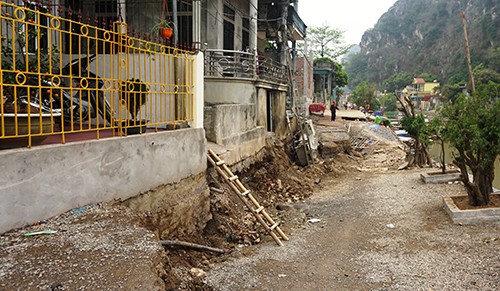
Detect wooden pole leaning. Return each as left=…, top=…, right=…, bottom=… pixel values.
left=207, top=149, right=288, bottom=246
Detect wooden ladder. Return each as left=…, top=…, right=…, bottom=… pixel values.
left=207, top=149, right=289, bottom=246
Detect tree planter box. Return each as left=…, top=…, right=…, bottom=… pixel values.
left=420, top=169, right=461, bottom=184
left=0, top=113, right=59, bottom=149
left=443, top=192, right=500, bottom=224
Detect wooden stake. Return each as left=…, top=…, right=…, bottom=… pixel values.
left=161, top=239, right=225, bottom=254
left=461, top=12, right=475, bottom=93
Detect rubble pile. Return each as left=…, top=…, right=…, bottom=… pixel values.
left=345, top=122, right=407, bottom=170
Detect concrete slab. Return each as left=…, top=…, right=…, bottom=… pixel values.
left=421, top=170, right=461, bottom=183
left=443, top=192, right=500, bottom=224
left=337, top=110, right=367, bottom=121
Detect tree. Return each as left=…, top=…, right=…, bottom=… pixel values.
left=306, top=24, right=352, bottom=60
left=382, top=72, right=413, bottom=93
left=441, top=83, right=464, bottom=103
left=332, top=62, right=349, bottom=88
left=396, top=92, right=432, bottom=167
left=383, top=93, right=398, bottom=112
left=351, top=81, right=378, bottom=110
left=441, top=81, right=500, bottom=206
left=427, top=117, right=447, bottom=173
left=472, top=65, right=500, bottom=86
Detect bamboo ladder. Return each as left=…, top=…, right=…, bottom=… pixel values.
left=207, top=149, right=289, bottom=246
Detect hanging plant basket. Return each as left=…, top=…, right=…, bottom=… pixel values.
left=159, top=27, right=173, bottom=39
left=153, top=1, right=174, bottom=41
left=152, top=19, right=174, bottom=40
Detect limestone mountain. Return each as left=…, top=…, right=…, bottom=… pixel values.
left=345, top=0, right=499, bottom=88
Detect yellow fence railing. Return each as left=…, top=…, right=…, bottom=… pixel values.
left=1, top=1, right=195, bottom=149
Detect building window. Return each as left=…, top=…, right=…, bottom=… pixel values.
left=223, top=4, right=235, bottom=21
left=242, top=17, right=250, bottom=51
left=175, top=0, right=193, bottom=47
left=223, top=5, right=235, bottom=51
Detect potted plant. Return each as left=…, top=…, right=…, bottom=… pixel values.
left=152, top=19, right=174, bottom=39
left=120, top=79, right=149, bottom=134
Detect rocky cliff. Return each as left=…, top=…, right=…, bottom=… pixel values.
left=345, top=0, right=499, bottom=87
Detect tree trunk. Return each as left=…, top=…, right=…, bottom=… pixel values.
left=413, top=139, right=432, bottom=167
left=439, top=138, right=446, bottom=174
left=458, top=157, right=493, bottom=206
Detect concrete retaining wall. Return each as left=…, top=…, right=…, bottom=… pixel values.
left=0, top=128, right=207, bottom=233
left=204, top=103, right=261, bottom=146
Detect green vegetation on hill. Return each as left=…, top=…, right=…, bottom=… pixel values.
left=344, top=0, right=500, bottom=89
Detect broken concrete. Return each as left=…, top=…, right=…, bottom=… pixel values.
left=316, top=126, right=351, bottom=157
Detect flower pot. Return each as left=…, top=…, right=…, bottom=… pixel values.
left=0, top=113, right=60, bottom=148
left=159, top=27, right=173, bottom=39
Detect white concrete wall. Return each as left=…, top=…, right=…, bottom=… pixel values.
left=204, top=78, right=256, bottom=104
left=0, top=128, right=206, bottom=233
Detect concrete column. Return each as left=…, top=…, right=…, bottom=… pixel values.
left=193, top=0, right=201, bottom=50
left=192, top=52, right=204, bottom=129
left=173, top=0, right=178, bottom=47
left=279, top=2, right=288, bottom=66
left=249, top=0, right=258, bottom=51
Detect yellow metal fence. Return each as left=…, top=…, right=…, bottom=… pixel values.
left=1, top=1, right=195, bottom=148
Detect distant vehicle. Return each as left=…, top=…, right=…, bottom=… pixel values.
left=309, top=102, right=326, bottom=116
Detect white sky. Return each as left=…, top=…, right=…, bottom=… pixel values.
left=297, top=0, right=398, bottom=45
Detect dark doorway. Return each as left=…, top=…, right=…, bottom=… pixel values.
left=266, top=91, right=273, bottom=132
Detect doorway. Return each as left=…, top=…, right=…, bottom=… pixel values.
left=266, top=91, right=273, bottom=132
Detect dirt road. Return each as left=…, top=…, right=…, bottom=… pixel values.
left=206, top=169, right=500, bottom=290
left=1, top=118, right=498, bottom=290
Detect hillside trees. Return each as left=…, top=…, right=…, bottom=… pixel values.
left=344, top=0, right=498, bottom=89
left=382, top=72, right=413, bottom=93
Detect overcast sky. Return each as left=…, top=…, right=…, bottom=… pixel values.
left=298, top=0, right=398, bottom=45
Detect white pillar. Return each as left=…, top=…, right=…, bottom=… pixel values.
left=192, top=52, right=204, bottom=129
left=193, top=0, right=201, bottom=51
left=250, top=0, right=258, bottom=51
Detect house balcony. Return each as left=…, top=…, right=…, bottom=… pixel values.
left=263, top=4, right=306, bottom=41
left=204, top=49, right=288, bottom=86
left=288, top=5, right=307, bottom=40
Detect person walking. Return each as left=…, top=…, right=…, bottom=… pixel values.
left=330, top=100, right=339, bottom=121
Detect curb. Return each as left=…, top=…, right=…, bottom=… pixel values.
left=443, top=192, right=500, bottom=224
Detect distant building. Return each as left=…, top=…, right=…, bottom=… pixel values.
left=401, top=78, right=441, bottom=111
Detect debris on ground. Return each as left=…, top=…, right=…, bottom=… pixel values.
left=1, top=115, right=423, bottom=290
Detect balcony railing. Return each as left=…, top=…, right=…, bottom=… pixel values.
left=204, top=49, right=288, bottom=85
left=204, top=49, right=255, bottom=79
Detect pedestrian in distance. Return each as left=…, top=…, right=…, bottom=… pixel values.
left=330, top=100, right=339, bottom=121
